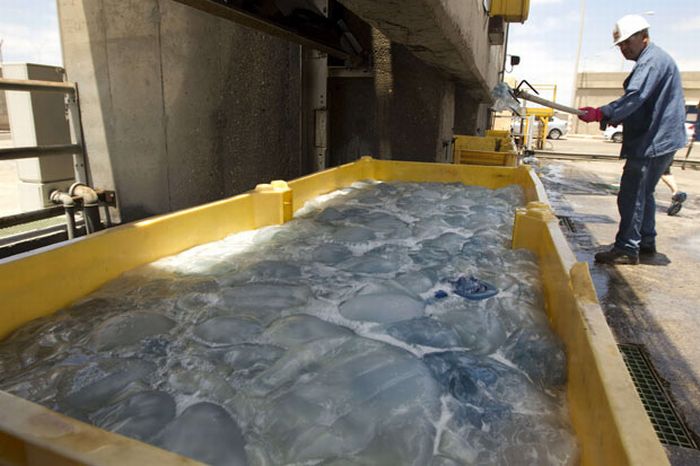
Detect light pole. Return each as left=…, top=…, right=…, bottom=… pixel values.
left=571, top=0, right=586, bottom=133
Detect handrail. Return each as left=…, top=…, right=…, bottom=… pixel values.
left=0, top=74, right=99, bottom=243
left=0, top=76, right=87, bottom=184
left=0, top=206, right=65, bottom=230
left=0, top=144, right=83, bottom=161
left=0, top=78, right=76, bottom=94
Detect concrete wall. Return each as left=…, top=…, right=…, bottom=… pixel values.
left=0, top=66, right=8, bottom=131
left=454, top=84, right=487, bottom=135
left=329, top=31, right=466, bottom=164
left=58, top=0, right=303, bottom=222
left=383, top=43, right=455, bottom=162
left=329, top=77, right=378, bottom=166
left=573, top=71, right=700, bottom=135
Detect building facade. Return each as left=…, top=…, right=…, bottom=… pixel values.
left=57, top=0, right=525, bottom=222
left=573, top=71, right=700, bottom=135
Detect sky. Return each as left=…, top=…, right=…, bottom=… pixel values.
left=0, top=0, right=62, bottom=66
left=505, top=0, right=700, bottom=105
left=0, top=0, right=698, bottom=106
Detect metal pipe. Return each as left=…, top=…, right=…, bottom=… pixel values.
left=49, top=190, right=77, bottom=240
left=0, top=144, right=83, bottom=161
left=65, top=86, right=89, bottom=184
left=69, top=183, right=103, bottom=233
left=0, top=77, right=76, bottom=94
left=101, top=204, right=113, bottom=228
left=64, top=207, right=77, bottom=240
left=515, top=90, right=585, bottom=116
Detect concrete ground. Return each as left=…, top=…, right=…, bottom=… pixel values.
left=534, top=139, right=700, bottom=464
left=543, top=133, right=699, bottom=160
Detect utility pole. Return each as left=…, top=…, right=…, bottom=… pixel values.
left=571, top=0, right=585, bottom=133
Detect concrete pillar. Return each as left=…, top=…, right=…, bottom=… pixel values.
left=384, top=43, right=456, bottom=162
left=436, top=82, right=455, bottom=163
left=328, top=75, right=378, bottom=166
left=3, top=64, right=74, bottom=211
left=373, top=29, right=393, bottom=160
left=301, top=0, right=329, bottom=173
left=301, top=48, right=328, bottom=172
left=329, top=29, right=458, bottom=164
left=57, top=0, right=303, bottom=223
left=453, top=84, right=479, bottom=135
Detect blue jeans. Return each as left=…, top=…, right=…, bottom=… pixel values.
left=615, top=153, right=675, bottom=253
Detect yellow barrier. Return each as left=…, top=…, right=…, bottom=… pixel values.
left=0, top=157, right=667, bottom=465
left=512, top=203, right=668, bottom=466
left=453, top=134, right=518, bottom=167
left=485, top=129, right=511, bottom=138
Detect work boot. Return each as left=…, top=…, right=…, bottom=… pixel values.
left=667, top=192, right=687, bottom=216
left=594, top=247, right=639, bottom=265
left=639, top=245, right=657, bottom=256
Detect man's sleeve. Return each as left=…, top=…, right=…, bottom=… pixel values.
left=600, top=62, right=660, bottom=123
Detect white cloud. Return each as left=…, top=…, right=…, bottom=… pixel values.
left=0, top=22, right=62, bottom=66
left=531, top=0, right=563, bottom=4
left=678, top=16, right=700, bottom=32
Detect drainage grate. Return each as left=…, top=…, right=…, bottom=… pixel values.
left=619, top=344, right=697, bottom=449
left=557, top=215, right=577, bottom=233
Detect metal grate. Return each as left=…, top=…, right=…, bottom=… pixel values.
left=557, top=215, right=577, bottom=233
left=619, top=344, right=697, bottom=449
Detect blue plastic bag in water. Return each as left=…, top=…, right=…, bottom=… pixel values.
left=452, top=276, right=499, bottom=301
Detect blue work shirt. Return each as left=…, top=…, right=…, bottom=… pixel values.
left=600, top=43, right=687, bottom=159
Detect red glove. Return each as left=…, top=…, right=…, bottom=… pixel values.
left=578, top=107, right=603, bottom=123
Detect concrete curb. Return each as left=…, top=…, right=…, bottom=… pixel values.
left=567, top=133, right=605, bottom=140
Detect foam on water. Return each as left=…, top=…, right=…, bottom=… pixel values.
left=0, top=181, right=578, bottom=466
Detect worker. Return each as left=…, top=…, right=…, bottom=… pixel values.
left=577, top=15, right=687, bottom=265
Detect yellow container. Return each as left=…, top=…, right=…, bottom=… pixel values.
left=453, top=134, right=518, bottom=167
left=489, top=0, right=530, bottom=23
left=485, top=129, right=511, bottom=138
left=0, top=157, right=667, bottom=466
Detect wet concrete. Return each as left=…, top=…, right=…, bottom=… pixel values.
left=536, top=156, right=700, bottom=464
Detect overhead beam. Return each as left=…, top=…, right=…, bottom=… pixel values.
left=336, top=0, right=498, bottom=101
left=171, top=0, right=351, bottom=60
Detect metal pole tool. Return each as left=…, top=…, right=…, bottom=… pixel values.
left=509, top=80, right=585, bottom=116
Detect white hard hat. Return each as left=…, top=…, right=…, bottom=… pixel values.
left=612, top=15, right=650, bottom=45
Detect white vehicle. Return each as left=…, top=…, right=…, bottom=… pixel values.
left=545, top=116, right=569, bottom=140
left=511, top=116, right=569, bottom=140
left=603, top=123, right=695, bottom=143
left=603, top=125, right=624, bottom=143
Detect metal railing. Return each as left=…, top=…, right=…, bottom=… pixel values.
left=0, top=76, right=100, bottom=255
left=0, top=77, right=87, bottom=183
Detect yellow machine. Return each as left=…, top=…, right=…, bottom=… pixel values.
left=492, top=80, right=581, bottom=153
left=518, top=84, right=557, bottom=150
